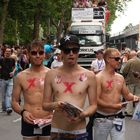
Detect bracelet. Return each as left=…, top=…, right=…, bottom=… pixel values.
left=20, top=109, right=26, bottom=117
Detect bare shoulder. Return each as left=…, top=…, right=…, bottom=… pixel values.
left=19, top=68, right=32, bottom=78
left=13, top=68, right=30, bottom=85
left=43, top=66, right=50, bottom=73
left=115, top=72, right=125, bottom=81
left=96, top=70, right=103, bottom=79
left=16, top=68, right=29, bottom=78
left=79, top=66, right=96, bottom=79
left=45, top=68, right=59, bottom=79
left=115, top=72, right=124, bottom=78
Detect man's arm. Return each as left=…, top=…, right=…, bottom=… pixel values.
left=42, top=70, right=59, bottom=112
left=12, top=75, right=22, bottom=115
left=82, top=71, right=97, bottom=118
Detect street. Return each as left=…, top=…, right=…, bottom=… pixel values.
left=0, top=111, right=140, bottom=140
left=0, top=112, right=21, bottom=140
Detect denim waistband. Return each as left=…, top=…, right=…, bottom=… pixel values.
left=95, top=112, right=125, bottom=119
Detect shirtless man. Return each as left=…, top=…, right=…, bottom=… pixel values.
left=12, top=40, right=52, bottom=140
left=42, top=34, right=97, bottom=140
left=94, top=48, right=139, bottom=140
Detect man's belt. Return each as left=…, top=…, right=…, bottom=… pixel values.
left=95, top=112, right=125, bottom=119
left=51, top=132, right=88, bottom=139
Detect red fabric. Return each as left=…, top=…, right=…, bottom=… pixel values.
left=105, top=9, right=110, bottom=25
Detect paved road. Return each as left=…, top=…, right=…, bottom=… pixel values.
left=0, top=111, right=140, bottom=140
left=0, top=112, right=21, bottom=140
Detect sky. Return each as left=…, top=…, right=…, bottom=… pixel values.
left=111, top=0, right=140, bottom=35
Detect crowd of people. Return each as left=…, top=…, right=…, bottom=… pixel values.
left=0, top=33, right=140, bottom=140
left=73, top=0, right=110, bottom=25
left=0, top=41, right=63, bottom=115
left=73, top=0, right=107, bottom=8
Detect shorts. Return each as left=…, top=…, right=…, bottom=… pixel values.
left=21, top=118, right=51, bottom=137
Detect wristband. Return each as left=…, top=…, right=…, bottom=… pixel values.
left=20, top=109, right=26, bottom=117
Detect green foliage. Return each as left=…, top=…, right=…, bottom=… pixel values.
left=106, top=0, right=132, bottom=32
left=0, top=0, right=132, bottom=44
left=4, top=18, right=16, bottom=44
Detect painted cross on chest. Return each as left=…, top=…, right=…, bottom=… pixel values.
left=63, top=82, right=75, bottom=94
left=25, top=78, right=37, bottom=91
left=106, top=80, right=113, bottom=89
left=27, top=78, right=36, bottom=89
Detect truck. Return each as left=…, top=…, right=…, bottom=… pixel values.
left=69, top=7, right=106, bottom=68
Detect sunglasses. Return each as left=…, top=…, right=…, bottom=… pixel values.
left=30, top=50, right=44, bottom=56
left=109, top=57, right=121, bottom=61
left=62, top=47, right=80, bottom=54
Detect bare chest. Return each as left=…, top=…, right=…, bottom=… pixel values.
left=22, top=76, right=45, bottom=93
left=102, top=78, right=122, bottom=93
left=52, top=73, right=88, bottom=96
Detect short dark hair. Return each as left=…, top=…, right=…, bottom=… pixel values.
left=27, top=40, right=45, bottom=52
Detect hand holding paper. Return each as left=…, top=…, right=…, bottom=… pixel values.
left=60, top=102, right=83, bottom=118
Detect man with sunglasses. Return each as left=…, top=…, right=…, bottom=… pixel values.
left=42, top=34, right=97, bottom=140
left=93, top=48, right=139, bottom=140
left=12, top=40, right=52, bottom=140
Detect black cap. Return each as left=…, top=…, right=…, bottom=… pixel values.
left=59, top=34, right=80, bottom=50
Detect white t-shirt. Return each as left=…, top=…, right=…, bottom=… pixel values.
left=51, top=60, right=63, bottom=69
left=91, top=59, right=105, bottom=73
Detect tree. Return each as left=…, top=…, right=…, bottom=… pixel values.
left=0, top=0, right=132, bottom=44
left=106, top=0, right=132, bottom=31
left=0, top=0, right=9, bottom=44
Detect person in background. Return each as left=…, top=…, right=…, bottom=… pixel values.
left=97, top=0, right=107, bottom=7
left=90, top=49, right=105, bottom=74
left=12, top=40, right=52, bottom=140
left=137, top=50, right=140, bottom=59
left=51, top=48, right=63, bottom=69
left=11, top=54, right=23, bottom=76
left=19, top=48, right=29, bottom=70
left=42, top=34, right=97, bottom=140
left=94, top=48, right=139, bottom=140
left=122, top=50, right=140, bottom=116
left=120, top=48, right=130, bottom=74
left=73, top=0, right=92, bottom=8
left=92, top=0, right=98, bottom=7
left=0, top=46, right=15, bottom=114
left=43, top=43, right=54, bottom=68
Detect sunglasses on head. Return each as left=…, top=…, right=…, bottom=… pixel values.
left=30, top=50, right=44, bottom=56
left=62, top=47, right=80, bottom=54
left=109, top=57, right=121, bottom=61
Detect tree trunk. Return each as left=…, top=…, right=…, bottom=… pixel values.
left=0, top=0, right=9, bottom=44
left=55, top=17, right=64, bottom=44
left=33, top=13, right=40, bottom=40
left=32, top=1, right=42, bottom=40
